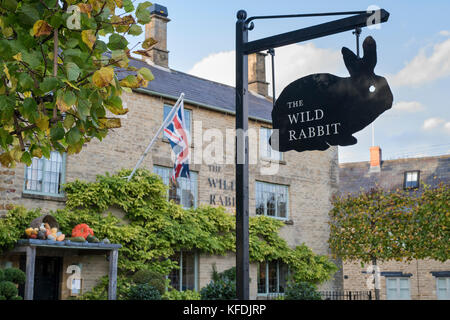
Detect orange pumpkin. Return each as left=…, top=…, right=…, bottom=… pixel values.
left=71, top=224, right=94, bottom=239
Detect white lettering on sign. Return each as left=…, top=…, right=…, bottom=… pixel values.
left=285, top=99, right=342, bottom=142
left=289, top=123, right=341, bottom=141
left=287, top=100, right=304, bottom=108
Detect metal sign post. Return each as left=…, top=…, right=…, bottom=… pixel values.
left=235, top=9, right=390, bottom=300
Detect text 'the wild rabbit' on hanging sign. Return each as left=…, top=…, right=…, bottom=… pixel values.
left=270, top=36, right=394, bottom=152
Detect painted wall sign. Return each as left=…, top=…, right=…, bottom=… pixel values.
left=207, top=165, right=236, bottom=209
left=270, top=36, right=393, bottom=152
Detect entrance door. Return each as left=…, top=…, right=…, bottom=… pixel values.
left=19, top=256, right=62, bottom=300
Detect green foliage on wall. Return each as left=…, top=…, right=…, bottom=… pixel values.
left=329, top=184, right=450, bottom=264
left=0, top=169, right=338, bottom=287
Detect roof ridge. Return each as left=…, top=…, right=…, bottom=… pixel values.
left=128, top=56, right=273, bottom=103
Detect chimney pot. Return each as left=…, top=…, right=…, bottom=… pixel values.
left=369, top=146, right=382, bottom=173
left=144, top=3, right=170, bottom=68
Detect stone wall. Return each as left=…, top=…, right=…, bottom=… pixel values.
left=343, top=259, right=450, bottom=300
left=340, top=154, right=450, bottom=299
left=0, top=89, right=342, bottom=299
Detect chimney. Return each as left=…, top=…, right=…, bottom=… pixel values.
left=369, top=146, right=382, bottom=173
left=248, top=52, right=269, bottom=97
left=144, top=4, right=170, bottom=68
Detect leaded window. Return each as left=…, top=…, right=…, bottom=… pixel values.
left=23, top=151, right=66, bottom=196
left=153, top=165, right=197, bottom=209
left=255, top=181, right=288, bottom=219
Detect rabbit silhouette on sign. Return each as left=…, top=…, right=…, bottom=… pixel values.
left=270, top=36, right=393, bottom=152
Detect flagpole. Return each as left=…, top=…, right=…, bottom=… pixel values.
left=127, top=92, right=185, bottom=182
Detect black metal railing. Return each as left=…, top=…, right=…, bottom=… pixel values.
left=319, top=290, right=373, bottom=300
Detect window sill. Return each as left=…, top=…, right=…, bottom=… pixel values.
left=260, top=157, right=286, bottom=165
left=22, top=192, right=67, bottom=202
left=256, top=215, right=291, bottom=223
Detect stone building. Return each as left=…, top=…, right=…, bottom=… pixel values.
left=340, top=147, right=450, bottom=300
left=0, top=4, right=342, bottom=299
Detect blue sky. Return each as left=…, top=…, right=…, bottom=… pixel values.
left=128, top=0, right=450, bottom=163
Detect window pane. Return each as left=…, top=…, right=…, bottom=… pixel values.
left=259, top=128, right=282, bottom=161
left=268, top=262, right=278, bottom=293
left=399, top=288, right=410, bottom=300
left=182, top=252, right=195, bottom=291
left=386, top=288, right=398, bottom=300
left=399, top=278, right=410, bottom=289
left=257, top=262, right=266, bottom=294
left=169, top=252, right=181, bottom=290
left=266, top=193, right=276, bottom=216
left=255, top=182, right=289, bottom=218
left=278, top=264, right=288, bottom=293
left=154, top=166, right=197, bottom=208
left=277, top=193, right=287, bottom=218
left=24, top=151, right=64, bottom=195
left=437, top=278, right=450, bottom=300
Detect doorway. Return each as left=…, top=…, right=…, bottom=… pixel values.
left=19, top=256, right=62, bottom=300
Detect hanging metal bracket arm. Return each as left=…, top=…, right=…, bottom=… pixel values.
left=243, top=9, right=390, bottom=54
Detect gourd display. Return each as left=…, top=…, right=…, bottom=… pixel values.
left=24, top=221, right=65, bottom=242
left=71, top=224, right=94, bottom=240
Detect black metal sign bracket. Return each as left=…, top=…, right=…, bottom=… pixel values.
left=235, top=9, right=390, bottom=300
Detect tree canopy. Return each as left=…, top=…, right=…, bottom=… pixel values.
left=0, top=0, right=156, bottom=167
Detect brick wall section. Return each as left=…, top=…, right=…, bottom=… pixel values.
left=0, top=87, right=342, bottom=298
left=340, top=154, right=450, bottom=299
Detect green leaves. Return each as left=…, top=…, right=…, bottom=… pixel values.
left=50, top=126, right=65, bottom=141
left=329, top=185, right=450, bottom=263
left=65, top=62, right=80, bottom=82
left=66, top=126, right=81, bottom=144
left=138, top=67, right=154, bottom=81
left=40, top=77, right=59, bottom=93
left=135, top=2, right=152, bottom=24
left=107, top=34, right=128, bottom=50
left=0, top=0, right=155, bottom=167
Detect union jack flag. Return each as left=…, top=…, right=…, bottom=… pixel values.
left=163, top=100, right=190, bottom=182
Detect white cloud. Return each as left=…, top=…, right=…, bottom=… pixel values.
left=189, top=51, right=236, bottom=87
left=390, top=38, right=450, bottom=87
left=188, top=43, right=343, bottom=96
left=444, top=122, right=450, bottom=134
left=440, top=30, right=450, bottom=37
left=423, top=117, right=445, bottom=130
left=392, top=101, right=425, bottom=113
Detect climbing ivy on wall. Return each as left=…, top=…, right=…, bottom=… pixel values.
left=0, top=169, right=338, bottom=285
left=329, top=183, right=450, bottom=264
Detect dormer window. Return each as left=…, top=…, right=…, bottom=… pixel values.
left=404, top=171, right=420, bottom=189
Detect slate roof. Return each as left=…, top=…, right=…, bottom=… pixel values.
left=339, top=154, right=450, bottom=195
left=126, top=58, right=273, bottom=122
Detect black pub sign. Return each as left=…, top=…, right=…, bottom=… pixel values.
left=270, top=36, right=393, bottom=152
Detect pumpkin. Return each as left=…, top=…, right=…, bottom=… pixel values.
left=25, top=228, right=33, bottom=237
left=71, top=224, right=94, bottom=239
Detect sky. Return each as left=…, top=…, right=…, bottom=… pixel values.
left=127, top=0, right=450, bottom=163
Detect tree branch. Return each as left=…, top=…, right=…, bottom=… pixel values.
left=52, top=28, right=58, bottom=121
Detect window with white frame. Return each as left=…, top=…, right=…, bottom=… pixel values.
left=386, top=277, right=411, bottom=300
left=23, top=151, right=66, bottom=196
left=404, top=171, right=419, bottom=189
left=259, top=127, right=282, bottom=161
left=153, top=165, right=197, bottom=209
left=255, top=181, right=288, bottom=219
left=257, top=261, right=289, bottom=295
left=436, top=277, right=450, bottom=300
left=168, top=251, right=198, bottom=291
